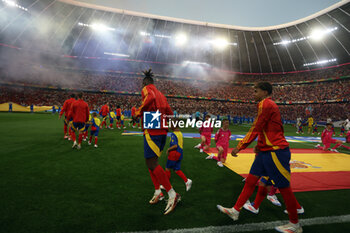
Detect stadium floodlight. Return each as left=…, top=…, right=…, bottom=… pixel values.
left=140, top=31, right=151, bottom=36
left=182, top=60, right=210, bottom=66
left=303, top=58, right=337, bottom=66
left=91, top=23, right=115, bottom=31
left=274, top=27, right=338, bottom=45
left=175, top=33, right=188, bottom=46
left=104, top=52, right=130, bottom=57
left=2, top=0, right=28, bottom=11
left=210, top=38, right=229, bottom=49
left=154, top=34, right=171, bottom=39
left=3, top=0, right=15, bottom=6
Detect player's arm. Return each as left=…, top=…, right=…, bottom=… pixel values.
left=85, top=105, right=89, bottom=123
left=59, top=101, right=67, bottom=118
left=136, top=87, right=155, bottom=117
left=234, top=101, right=269, bottom=154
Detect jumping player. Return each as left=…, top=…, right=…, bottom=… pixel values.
left=194, top=115, right=213, bottom=153
left=206, top=119, right=231, bottom=167
left=217, top=82, right=302, bottom=233
left=88, top=112, right=100, bottom=148
left=70, top=93, right=89, bottom=150
left=165, top=122, right=192, bottom=191
left=316, top=123, right=344, bottom=152
left=135, top=69, right=180, bottom=215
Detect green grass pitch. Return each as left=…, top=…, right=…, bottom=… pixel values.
left=1, top=112, right=349, bottom=233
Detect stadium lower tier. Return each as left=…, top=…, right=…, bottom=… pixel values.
left=1, top=86, right=349, bottom=121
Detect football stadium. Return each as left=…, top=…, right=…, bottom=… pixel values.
left=1, top=0, right=350, bottom=232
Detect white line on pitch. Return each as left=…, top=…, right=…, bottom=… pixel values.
left=119, top=214, right=350, bottom=233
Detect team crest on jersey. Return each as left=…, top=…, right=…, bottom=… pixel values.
left=290, top=160, right=321, bottom=169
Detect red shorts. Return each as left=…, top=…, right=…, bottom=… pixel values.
left=201, top=133, right=211, bottom=146
left=168, top=151, right=182, bottom=161
left=216, top=144, right=228, bottom=160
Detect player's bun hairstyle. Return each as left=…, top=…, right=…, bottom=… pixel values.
left=71, top=94, right=76, bottom=98
left=326, top=122, right=333, bottom=126
left=142, top=68, right=154, bottom=84
left=78, top=92, right=83, bottom=99
left=255, top=82, right=273, bottom=95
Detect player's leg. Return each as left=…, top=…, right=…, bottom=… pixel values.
left=266, top=184, right=282, bottom=206
left=216, top=146, right=224, bottom=167
left=264, top=149, right=301, bottom=232
left=144, top=133, right=180, bottom=213
left=71, top=123, right=77, bottom=148
left=77, top=124, right=85, bottom=149
left=217, top=154, right=263, bottom=220
left=88, top=130, right=93, bottom=145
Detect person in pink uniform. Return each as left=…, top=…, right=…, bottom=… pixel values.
left=194, top=115, right=213, bottom=153
left=206, top=119, right=231, bottom=167
left=316, top=123, right=343, bottom=152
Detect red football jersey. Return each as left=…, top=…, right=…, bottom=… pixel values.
left=60, top=97, right=75, bottom=117
left=237, top=97, right=289, bottom=152
left=136, top=84, right=173, bottom=135
left=99, top=104, right=109, bottom=116
left=71, top=99, right=89, bottom=123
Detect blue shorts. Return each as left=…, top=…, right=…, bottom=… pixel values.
left=260, top=176, right=273, bottom=186
left=91, top=130, right=99, bottom=137
left=84, top=123, right=90, bottom=131
left=144, top=132, right=166, bottom=159
left=72, top=122, right=85, bottom=132
left=121, top=120, right=124, bottom=125
left=250, top=147, right=291, bottom=188
left=166, top=158, right=183, bottom=171
left=110, top=118, right=114, bottom=123
left=116, top=116, right=121, bottom=121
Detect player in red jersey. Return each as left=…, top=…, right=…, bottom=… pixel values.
left=99, top=103, right=109, bottom=129
left=70, top=93, right=89, bottom=150
left=194, top=115, right=213, bottom=153
left=135, top=69, right=180, bottom=215
left=116, top=106, right=122, bottom=129
left=316, top=123, right=344, bottom=152
left=131, top=106, right=140, bottom=128
left=59, top=94, right=76, bottom=139
left=206, top=119, right=231, bottom=167
left=217, top=82, right=302, bottom=233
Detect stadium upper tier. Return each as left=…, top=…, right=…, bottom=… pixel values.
left=0, top=0, right=350, bottom=74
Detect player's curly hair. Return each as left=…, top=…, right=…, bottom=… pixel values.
left=142, top=68, right=154, bottom=85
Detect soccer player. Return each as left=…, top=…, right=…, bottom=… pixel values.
left=315, top=123, right=343, bottom=152
left=194, top=115, right=213, bottom=153
left=340, top=121, right=346, bottom=136
left=312, top=121, right=319, bottom=135
left=88, top=112, right=100, bottom=148
left=243, top=177, right=304, bottom=215
left=109, top=109, right=116, bottom=129
left=135, top=68, right=180, bottom=215
left=165, top=122, right=192, bottom=191
left=116, top=105, right=122, bottom=129
left=120, top=113, right=126, bottom=129
left=307, top=115, right=314, bottom=134
left=217, top=82, right=302, bottom=233
left=205, top=119, right=231, bottom=167
left=70, top=93, right=89, bottom=149
left=131, top=106, right=141, bottom=128
left=59, top=94, right=76, bottom=139
left=99, top=103, right=109, bottom=129
left=83, top=114, right=92, bottom=141
left=296, top=118, right=304, bottom=134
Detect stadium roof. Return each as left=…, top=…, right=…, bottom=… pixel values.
left=0, top=0, right=349, bottom=74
